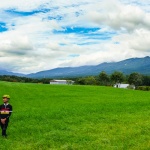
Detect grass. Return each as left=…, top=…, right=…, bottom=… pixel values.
left=0, top=81, right=150, bottom=150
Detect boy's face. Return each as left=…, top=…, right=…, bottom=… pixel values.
left=3, top=97, right=8, bottom=103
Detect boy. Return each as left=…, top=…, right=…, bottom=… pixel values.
left=0, top=95, right=12, bottom=137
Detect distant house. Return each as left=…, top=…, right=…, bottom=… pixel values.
left=50, top=80, right=74, bottom=85
left=114, top=83, right=129, bottom=89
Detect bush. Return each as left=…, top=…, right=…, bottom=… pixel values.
left=136, top=86, right=150, bottom=91
left=127, top=85, right=135, bottom=90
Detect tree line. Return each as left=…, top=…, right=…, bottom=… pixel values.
left=75, top=71, right=150, bottom=87
left=0, top=75, right=52, bottom=84
left=0, top=72, right=150, bottom=87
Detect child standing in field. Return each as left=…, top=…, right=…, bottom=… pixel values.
left=0, top=95, right=12, bottom=137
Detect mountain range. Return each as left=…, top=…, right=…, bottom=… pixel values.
left=0, top=56, right=150, bottom=78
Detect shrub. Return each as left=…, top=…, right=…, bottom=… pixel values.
left=136, top=86, right=150, bottom=91
left=127, top=85, right=135, bottom=90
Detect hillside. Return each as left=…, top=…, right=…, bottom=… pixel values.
left=0, top=56, right=149, bottom=78
left=27, top=56, right=150, bottom=78
left=0, top=81, right=150, bottom=149
left=0, top=70, right=24, bottom=76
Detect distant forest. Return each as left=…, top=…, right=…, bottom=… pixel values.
left=0, top=71, right=150, bottom=87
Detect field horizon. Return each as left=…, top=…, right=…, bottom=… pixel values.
left=0, top=81, right=150, bottom=150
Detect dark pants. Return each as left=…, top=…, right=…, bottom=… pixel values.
left=0, top=119, right=9, bottom=136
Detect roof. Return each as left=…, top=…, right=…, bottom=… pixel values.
left=50, top=80, right=67, bottom=82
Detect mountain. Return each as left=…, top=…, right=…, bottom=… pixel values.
left=0, top=70, right=24, bottom=76
left=27, top=56, right=150, bottom=78
left=0, top=56, right=149, bottom=78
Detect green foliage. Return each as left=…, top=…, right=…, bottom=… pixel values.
left=128, top=72, right=143, bottom=87
left=98, top=71, right=110, bottom=85
left=127, top=84, right=135, bottom=90
left=0, top=73, right=150, bottom=87
left=110, top=71, right=124, bottom=84
left=76, top=72, right=150, bottom=87
left=136, top=86, right=150, bottom=91
left=0, top=82, right=150, bottom=149
left=84, top=76, right=97, bottom=85
left=76, top=78, right=86, bottom=85
left=76, top=76, right=97, bottom=85
left=142, top=76, right=150, bottom=86
left=0, top=75, right=52, bottom=84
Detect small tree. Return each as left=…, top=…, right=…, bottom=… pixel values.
left=84, top=76, right=97, bottom=85
left=128, top=72, right=143, bottom=87
left=76, top=78, right=86, bottom=85
left=98, top=71, right=110, bottom=85
left=110, top=71, right=124, bottom=84
left=142, top=75, right=150, bottom=86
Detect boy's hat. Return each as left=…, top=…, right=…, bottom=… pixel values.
left=2, top=95, right=10, bottom=99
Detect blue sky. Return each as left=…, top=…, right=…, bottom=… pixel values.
left=0, top=22, right=7, bottom=32
left=0, top=0, right=150, bottom=73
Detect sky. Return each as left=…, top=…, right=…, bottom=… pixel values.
left=0, top=0, right=150, bottom=74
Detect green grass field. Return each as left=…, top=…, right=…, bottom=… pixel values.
left=0, top=81, right=150, bottom=150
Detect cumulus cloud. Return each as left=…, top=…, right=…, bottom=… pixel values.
left=87, top=0, right=150, bottom=31
left=0, top=0, right=149, bottom=73
left=0, top=31, right=33, bottom=56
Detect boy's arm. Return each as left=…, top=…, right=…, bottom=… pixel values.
left=6, top=105, right=12, bottom=119
left=0, top=105, right=1, bottom=119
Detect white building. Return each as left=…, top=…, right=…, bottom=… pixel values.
left=114, top=83, right=129, bottom=89
left=50, top=80, right=74, bottom=85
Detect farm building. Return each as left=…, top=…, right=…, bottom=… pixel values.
left=114, top=83, right=129, bottom=89
left=50, top=80, right=74, bottom=85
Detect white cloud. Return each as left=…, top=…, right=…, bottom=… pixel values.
left=0, top=0, right=149, bottom=73
left=0, top=0, right=49, bottom=11
left=87, top=0, right=150, bottom=31
left=0, top=31, right=33, bottom=56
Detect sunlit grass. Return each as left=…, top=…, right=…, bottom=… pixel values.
left=0, top=81, right=150, bottom=150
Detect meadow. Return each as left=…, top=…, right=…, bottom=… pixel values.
left=0, top=81, right=150, bottom=150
